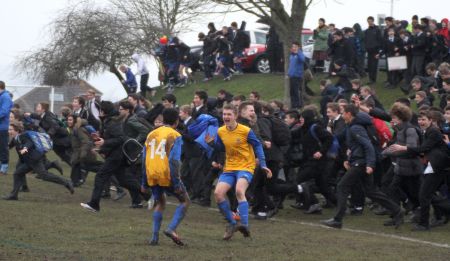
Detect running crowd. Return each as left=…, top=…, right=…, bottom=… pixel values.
left=0, top=14, right=450, bottom=246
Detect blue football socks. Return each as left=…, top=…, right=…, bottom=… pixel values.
left=167, top=204, right=186, bottom=232
left=152, top=211, right=163, bottom=241
left=238, top=201, right=249, bottom=227
left=218, top=200, right=236, bottom=225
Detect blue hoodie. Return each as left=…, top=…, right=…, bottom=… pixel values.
left=0, top=90, right=13, bottom=131
left=288, top=51, right=305, bottom=78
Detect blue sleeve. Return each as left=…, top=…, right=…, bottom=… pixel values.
left=169, top=136, right=183, bottom=187
left=247, top=130, right=267, bottom=168
left=0, top=95, right=12, bottom=120
left=297, top=51, right=305, bottom=63
left=447, top=142, right=450, bottom=150
left=141, top=147, right=147, bottom=187
left=125, top=70, right=136, bottom=86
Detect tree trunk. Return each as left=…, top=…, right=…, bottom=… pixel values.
left=109, top=63, right=129, bottom=93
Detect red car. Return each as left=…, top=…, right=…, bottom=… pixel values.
left=242, top=28, right=314, bottom=73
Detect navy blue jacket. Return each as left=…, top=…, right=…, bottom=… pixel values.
left=346, top=112, right=376, bottom=168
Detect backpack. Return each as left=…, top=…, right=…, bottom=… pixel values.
left=372, top=118, right=393, bottom=147
left=24, top=131, right=53, bottom=154
left=266, top=115, right=291, bottom=146
left=309, top=124, right=340, bottom=159
left=242, top=32, right=251, bottom=49
left=352, top=124, right=382, bottom=160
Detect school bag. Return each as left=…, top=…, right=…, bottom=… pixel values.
left=265, top=115, right=291, bottom=147
left=24, top=131, right=53, bottom=154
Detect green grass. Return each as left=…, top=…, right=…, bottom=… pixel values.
left=1, top=73, right=449, bottom=260
left=151, top=71, right=408, bottom=111
left=1, top=152, right=450, bottom=260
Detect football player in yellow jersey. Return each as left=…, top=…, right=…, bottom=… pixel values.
left=206, top=104, right=272, bottom=240
left=142, top=108, right=190, bottom=246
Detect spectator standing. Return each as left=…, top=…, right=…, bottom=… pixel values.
left=364, top=16, right=383, bottom=84
left=119, top=65, right=138, bottom=94
left=288, top=41, right=305, bottom=109
left=0, top=81, right=13, bottom=175
left=131, top=53, right=154, bottom=98
left=313, top=18, right=329, bottom=73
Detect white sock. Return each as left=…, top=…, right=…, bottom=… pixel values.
left=297, top=185, right=303, bottom=193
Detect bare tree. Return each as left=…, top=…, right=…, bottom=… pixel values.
left=111, top=0, right=215, bottom=37
left=211, top=0, right=315, bottom=105
left=16, top=2, right=159, bottom=91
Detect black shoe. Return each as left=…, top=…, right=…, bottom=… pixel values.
left=51, top=161, right=64, bottom=175
left=164, top=230, right=184, bottom=246
left=148, top=238, right=158, bottom=246
left=304, top=204, right=323, bottom=215
left=350, top=207, right=363, bottom=216
left=65, top=182, right=75, bottom=194
left=320, top=218, right=342, bottom=229
left=101, top=192, right=111, bottom=198
left=130, top=203, right=144, bottom=209
left=237, top=224, right=251, bottom=238
left=2, top=195, right=18, bottom=200
left=21, top=185, right=30, bottom=192
left=411, top=224, right=429, bottom=231
left=392, top=210, right=404, bottom=229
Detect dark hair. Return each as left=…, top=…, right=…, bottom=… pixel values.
left=128, top=93, right=140, bottom=101
left=445, top=105, right=450, bottom=112
left=162, top=108, right=179, bottom=125
left=9, top=120, right=24, bottom=133
left=425, top=63, right=437, bottom=72
left=343, top=27, right=353, bottom=34
left=194, top=90, right=208, bottom=104
left=292, top=41, right=300, bottom=47
left=286, top=110, right=300, bottom=120
left=250, top=91, right=260, bottom=100
left=395, top=97, right=411, bottom=107
left=238, top=101, right=254, bottom=115
left=412, top=15, right=418, bottom=20
left=319, top=18, right=325, bottom=23
left=73, top=96, right=86, bottom=107
left=361, top=99, right=375, bottom=109
left=218, top=89, right=227, bottom=95
left=119, top=100, right=134, bottom=112
left=231, top=21, right=238, bottom=28
left=39, top=102, right=50, bottom=112
left=162, top=94, right=177, bottom=104
left=428, top=110, right=444, bottom=125
left=333, top=30, right=344, bottom=37
left=343, top=104, right=359, bottom=116
left=100, top=101, right=116, bottom=116
left=390, top=103, right=412, bottom=122
left=233, top=95, right=246, bottom=101
left=385, top=16, right=394, bottom=22
left=329, top=23, right=335, bottom=27
left=0, top=81, right=5, bottom=90
left=367, top=16, right=375, bottom=21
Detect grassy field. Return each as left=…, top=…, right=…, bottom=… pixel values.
left=1, top=152, right=449, bottom=260
left=1, top=73, right=450, bottom=260
left=151, top=71, right=406, bottom=111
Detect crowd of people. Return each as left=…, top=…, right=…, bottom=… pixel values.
left=1, top=14, right=450, bottom=246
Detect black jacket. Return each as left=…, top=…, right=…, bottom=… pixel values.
left=192, top=105, right=209, bottom=120
left=292, top=121, right=333, bottom=161
left=364, top=25, right=383, bottom=52
left=411, top=32, right=427, bottom=56
left=257, top=115, right=284, bottom=162
left=231, top=29, right=248, bottom=52
left=407, top=126, right=449, bottom=172
left=346, top=112, right=376, bottom=168
left=329, top=38, right=354, bottom=67
left=11, top=133, right=44, bottom=163
left=99, top=114, right=126, bottom=159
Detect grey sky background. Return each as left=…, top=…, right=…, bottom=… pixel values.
left=0, top=0, right=448, bottom=101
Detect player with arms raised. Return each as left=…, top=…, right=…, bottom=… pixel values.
left=206, top=104, right=272, bottom=240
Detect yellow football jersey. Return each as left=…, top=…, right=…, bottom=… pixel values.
left=217, top=124, right=258, bottom=174
left=144, top=126, right=182, bottom=186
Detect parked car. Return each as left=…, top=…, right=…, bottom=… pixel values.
left=242, top=28, right=314, bottom=73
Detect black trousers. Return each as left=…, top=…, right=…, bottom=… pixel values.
left=180, top=156, right=207, bottom=199
left=53, top=145, right=71, bottom=166
left=366, top=51, right=379, bottom=82
left=200, top=167, right=221, bottom=202
left=87, top=157, right=141, bottom=210
left=289, top=77, right=303, bottom=109
left=10, top=159, right=70, bottom=198
left=418, top=173, right=446, bottom=227
left=389, top=174, right=421, bottom=208
left=203, top=54, right=215, bottom=79
left=411, top=55, right=425, bottom=77
left=140, top=73, right=151, bottom=97
left=0, top=130, right=8, bottom=166
left=334, top=166, right=400, bottom=222
left=253, top=161, right=281, bottom=212
left=297, top=160, right=337, bottom=206
left=71, top=160, right=103, bottom=184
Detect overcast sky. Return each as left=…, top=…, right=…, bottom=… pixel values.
left=1, top=0, right=448, bottom=101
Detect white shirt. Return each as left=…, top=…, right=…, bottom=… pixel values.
left=184, top=116, right=192, bottom=126
left=195, top=105, right=203, bottom=112
left=131, top=54, right=149, bottom=75
left=88, top=99, right=100, bottom=120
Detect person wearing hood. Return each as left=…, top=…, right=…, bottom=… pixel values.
left=321, top=104, right=403, bottom=229
left=438, top=18, right=450, bottom=51
left=81, top=101, right=144, bottom=212
left=290, top=108, right=336, bottom=214
left=131, top=53, right=154, bottom=98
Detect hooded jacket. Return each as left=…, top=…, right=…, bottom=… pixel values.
left=346, top=112, right=376, bottom=168
left=131, top=53, right=149, bottom=75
